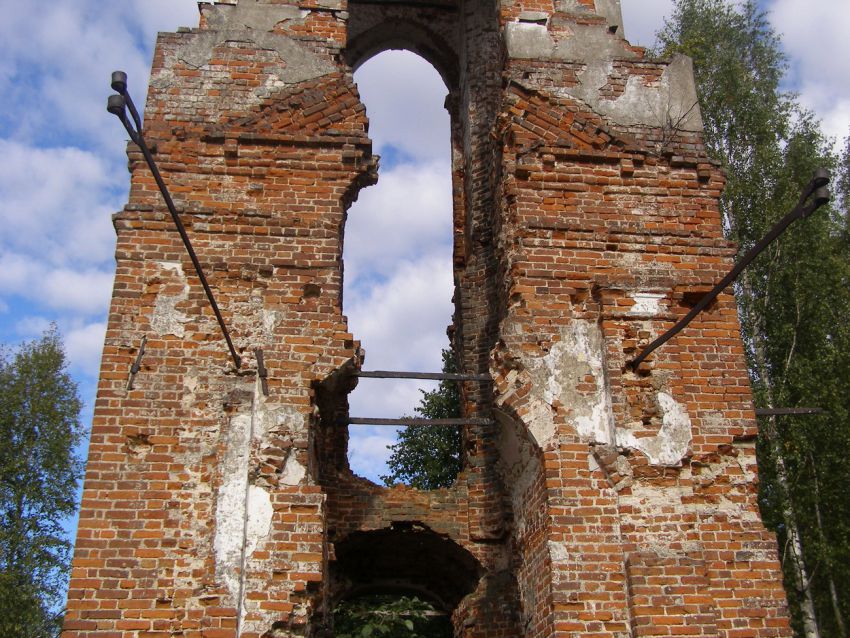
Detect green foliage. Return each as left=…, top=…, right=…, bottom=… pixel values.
left=381, top=350, right=462, bottom=490
left=659, top=1, right=850, bottom=635
left=333, top=594, right=451, bottom=638
left=0, top=329, right=84, bottom=638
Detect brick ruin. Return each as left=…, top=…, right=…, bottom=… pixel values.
left=63, top=0, right=794, bottom=636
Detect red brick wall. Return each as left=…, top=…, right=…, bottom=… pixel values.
left=63, top=1, right=791, bottom=636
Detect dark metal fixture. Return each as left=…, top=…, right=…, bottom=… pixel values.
left=126, top=335, right=147, bottom=391
left=255, top=348, right=269, bottom=396
left=629, top=168, right=831, bottom=370
left=348, top=369, right=491, bottom=427
left=355, top=370, right=490, bottom=382
left=107, top=71, right=242, bottom=369
left=348, top=417, right=492, bottom=426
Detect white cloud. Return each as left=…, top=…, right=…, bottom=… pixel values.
left=65, top=321, right=107, bottom=378
left=13, top=315, right=52, bottom=338
left=42, top=269, right=115, bottom=315
left=349, top=377, right=439, bottom=421
left=345, top=256, right=454, bottom=371
left=344, top=160, right=453, bottom=284
left=0, top=1, right=199, bottom=155
left=343, top=254, right=452, bottom=474
left=355, top=50, right=451, bottom=163
left=0, top=252, right=114, bottom=315
left=348, top=427, right=400, bottom=482
left=768, top=0, right=850, bottom=143
left=0, top=140, right=120, bottom=266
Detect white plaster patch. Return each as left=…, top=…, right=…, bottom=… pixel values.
left=245, top=485, right=273, bottom=557
left=547, top=322, right=615, bottom=444
left=504, top=21, right=556, bottom=60
left=617, top=391, right=692, bottom=466
left=548, top=540, right=569, bottom=563
left=182, top=373, right=199, bottom=411
left=214, top=412, right=252, bottom=600
left=509, top=321, right=615, bottom=448
left=150, top=262, right=190, bottom=337
left=526, top=400, right=556, bottom=449
left=281, top=454, right=306, bottom=485
left=629, top=292, right=665, bottom=316
left=261, top=308, right=279, bottom=334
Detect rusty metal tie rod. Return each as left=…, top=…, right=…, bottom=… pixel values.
left=107, top=71, right=242, bottom=369
left=629, top=168, right=831, bottom=370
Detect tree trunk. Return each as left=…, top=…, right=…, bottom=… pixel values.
left=809, top=453, right=847, bottom=638
left=748, top=308, right=821, bottom=638
left=761, top=413, right=820, bottom=638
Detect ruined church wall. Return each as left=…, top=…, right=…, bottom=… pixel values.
left=491, top=5, right=792, bottom=631
left=63, top=0, right=792, bottom=636
left=64, top=6, right=376, bottom=635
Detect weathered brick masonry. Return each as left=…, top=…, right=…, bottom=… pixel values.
left=64, top=0, right=792, bottom=636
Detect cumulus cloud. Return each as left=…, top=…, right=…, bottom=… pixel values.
left=345, top=256, right=454, bottom=370
left=355, top=51, right=451, bottom=163
left=0, top=140, right=120, bottom=265
left=768, top=0, right=850, bottom=143
left=344, top=160, right=453, bottom=284
left=0, top=252, right=114, bottom=315
left=65, top=321, right=107, bottom=378
left=0, top=1, right=199, bottom=155
left=348, top=427, right=401, bottom=482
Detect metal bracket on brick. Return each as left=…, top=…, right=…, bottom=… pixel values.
left=255, top=348, right=269, bottom=397
left=107, top=71, right=242, bottom=370
left=126, top=335, right=147, bottom=391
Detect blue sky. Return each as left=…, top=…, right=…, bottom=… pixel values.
left=0, top=0, right=847, bottom=484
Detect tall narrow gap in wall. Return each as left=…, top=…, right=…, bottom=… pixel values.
left=342, top=50, right=459, bottom=487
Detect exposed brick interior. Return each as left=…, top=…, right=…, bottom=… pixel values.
left=63, top=0, right=792, bottom=636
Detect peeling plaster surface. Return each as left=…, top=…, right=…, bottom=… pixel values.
left=562, top=54, right=702, bottom=131
left=629, top=292, right=665, bottom=316
left=619, top=481, right=700, bottom=557
left=150, top=262, right=189, bottom=337
left=617, top=392, right=692, bottom=465
left=245, top=485, right=273, bottom=558
left=215, top=412, right=253, bottom=601
left=503, top=17, right=704, bottom=132
left=548, top=540, right=568, bottom=564
left=520, top=321, right=615, bottom=447
left=592, top=0, right=623, bottom=31
left=151, top=1, right=336, bottom=95
left=214, top=380, right=294, bottom=622
left=182, top=373, right=199, bottom=411
left=281, top=455, right=306, bottom=485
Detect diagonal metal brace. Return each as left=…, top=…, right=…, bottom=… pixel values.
left=629, top=168, right=831, bottom=370
left=107, top=71, right=241, bottom=369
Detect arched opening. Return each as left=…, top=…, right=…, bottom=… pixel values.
left=328, top=523, right=482, bottom=636
left=341, top=50, right=462, bottom=487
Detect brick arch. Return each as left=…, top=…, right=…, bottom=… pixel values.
left=344, top=19, right=460, bottom=92
left=331, top=523, right=483, bottom=611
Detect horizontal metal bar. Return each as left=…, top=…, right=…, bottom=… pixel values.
left=355, top=370, right=491, bottom=382
left=755, top=408, right=823, bottom=416
left=348, top=417, right=493, bottom=426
